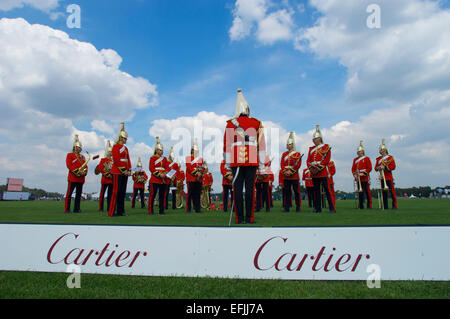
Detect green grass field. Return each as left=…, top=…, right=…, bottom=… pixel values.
left=0, top=198, right=449, bottom=299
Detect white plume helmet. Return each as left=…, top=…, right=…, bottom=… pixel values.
left=191, top=138, right=199, bottom=152
left=357, top=140, right=365, bottom=154
left=379, top=138, right=388, bottom=152
left=168, top=146, right=175, bottom=162
left=234, top=88, right=250, bottom=117
left=116, top=122, right=128, bottom=142
left=287, top=131, right=296, bottom=151
left=312, top=124, right=323, bottom=140
left=154, top=136, right=163, bottom=154
left=73, top=134, right=82, bottom=149
left=104, top=140, right=112, bottom=157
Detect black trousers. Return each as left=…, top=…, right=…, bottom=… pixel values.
left=232, top=166, right=257, bottom=223
left=149, top=183, right=166, bottom=214
left=171, top=189, right=177, bottom=209
left=99, top=183, right=113, bottom=212
left=187, top=181, right=202, bottom=212
left=132, top=188, right=145, bottom=208
left=306, top=187, right=314, bottom=207
left=109, top=174, right=128, bottom=216
left=312, top=177, right=335, bottom=212
left=223, top=184, right=233, bottom=212
left=256, top=182, right=270, bottom=212
left=284, top=179, right=301, bottom=211
left=381, top=180, right=398, bottom=209
left=358, top=181, right=372, bottom=209
left=65, top=181, right=83, bottom=212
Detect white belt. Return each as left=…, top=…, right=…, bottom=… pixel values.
left=155, top=167, right=165, bottom=170
left=120, top=159, right=128, bottom=162
left=232, top=141, right=257, bottom=147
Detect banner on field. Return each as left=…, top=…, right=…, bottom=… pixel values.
left=0, top=224, right=448, bottom=280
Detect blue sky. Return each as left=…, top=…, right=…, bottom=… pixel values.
left=1, top=0, right=450, bottom=194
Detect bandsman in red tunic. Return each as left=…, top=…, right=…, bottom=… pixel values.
left=148, top=136, right=169, bottom=215
left=109, top=122, right=131, bottom=217
left=65, top=134, right=88, bottom=213
left=306, top=125, right=336, bottom=213
left=351, top=140, right=372, bottom=209
left=279, top=169, right=286, bottom=208
left=131, top=157, right=148, bottom=209
left=223, top=88, right=266, bottom=224
left=185, top=138, right=204, bottom=213
left=268, top=170, right=274, bottom=208
left=280, top=132, right=302, bottom=212
left=220, top=159, right=234, bottom=212
left=375, top=139, right=398, bottom=209
left=202, top=162, right=213, bottom=206
left=302, top=168, right=314, bottom=208
left=166, top=147, right=181, bottom=210
left=95, top=140, right=113, bottom=212
left=327, top=160, right=336, bottom=209
left=255, top=156, right=272, bottom=213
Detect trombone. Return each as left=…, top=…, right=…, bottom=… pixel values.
left=377, top=175, right=385, bottom=210
left=356, top=169, right=363, bottom=193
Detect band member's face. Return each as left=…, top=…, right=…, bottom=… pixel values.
left=357, top=151, right=364, bottom=157
left=74, top=146, right=81, bottom=154
left=120, top=137, right=127, bottom=144
left=313, top=137, right=322, bottom=146
left=287, top=143, right=293, bottom=151
left=379, top=149, right=386, bottom=156
left=107, top=151, right=112, bottom=158
left=156, top=149, right=163, bottom=156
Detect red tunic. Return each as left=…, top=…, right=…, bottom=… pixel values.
left=375, top=155, right=396, bottom=181
left=185, top=155, right=204, bottom=183
left=111, top=142, right=131, bottom=175
left=66, top=152, right=87, bottom=183
left=133, top=171, right=148, bottom=189
left=279, top=170, right=284, bottom=188
left=302, top=168, right=313, bottom=187
left=306, top=143, right=331, bottom=178
left=203, top=172, right=213, bottom=187
left=176, top=170, right=185, bottom=186
left=280, top=150, right=302, bottom=180
left=166, top=160, right=180, bottom=185
left=351, top=156, right=372, bottom=182
left=95, top=157, right=113, bottom=185
left=220, top=160, right=233, bottom=186
left=223, top=115, right=266, bottom=167
left=327, top=161, right=336, bottom=184
left=149, top=155, right=169, bottom=184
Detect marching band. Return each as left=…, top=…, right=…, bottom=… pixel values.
left=65, top=89, right=399, bottom=221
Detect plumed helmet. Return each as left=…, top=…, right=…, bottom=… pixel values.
left=234, top=88, right=250, bottom=117
left=313, top=124, right=323, bottom=140
left=73, top=134, right=82, bottom=149
left=116, top=122, right=128, bottom=142
left=105, top=140, right=112, bottom=157
left=379, top=138, right=388, bottom=152
left=191, top=138, right=199, bottom=152
left=287, top=131, right=296, bottom=150
left=154, top=136, right=163, bottom=153
left=168, top=146, right=175, bottom=162
left=357, top=140, right=365, bottom=154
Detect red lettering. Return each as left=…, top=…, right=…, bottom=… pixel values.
left=335, top=254, right=351, bottom=272
left=47, top=232, right=78, bottom=264
left=253, top=236, right=286, bottom=271
left=115, top=250, right=131, bottom=267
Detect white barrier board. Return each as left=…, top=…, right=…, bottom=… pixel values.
left=0, top=224, right=448, bottom=280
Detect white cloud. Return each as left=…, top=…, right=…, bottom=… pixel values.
left=0, top=0, right=60, bottom=12
left=0, top=18, right=158, bottom=122
left=0, top=18, right=159, bottom=194
left=91, top=120, right=114, bottom=135
left=229, top=0, right=295, bottom=44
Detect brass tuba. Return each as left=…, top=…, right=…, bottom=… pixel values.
left=175, top=183, right=183, bottom=209
left=200, top=185, right=210, bottom=209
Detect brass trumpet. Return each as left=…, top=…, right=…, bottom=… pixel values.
left=356, top=169, right=363, bottom=193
